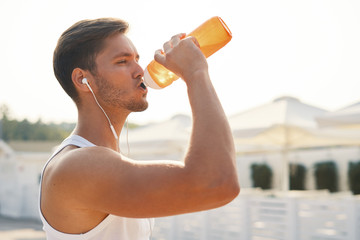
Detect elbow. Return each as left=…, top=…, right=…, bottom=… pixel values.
left=231, top=180, right=241, bottom=200
left=214, top=158, right=240, bottom=204
left=184, top=153, right=240, bottom=209
left=218, top=175, right=240, bottom=205
left=228, top=177, right=241, bottom=199
left=217, top=153, right=239, bottom=202
left=202, top=171, right=240, bottom=208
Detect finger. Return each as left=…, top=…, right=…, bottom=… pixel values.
left=192, top=36, right=200, bottom=49
left=154, top=49, right=165, bottom=65
left=171, top=33, right=186, bottom=46
left=179, top=33, right=187, bottom=40
left=163, top=33, right=186, bottom=52
left=163, top=41, right=172, bottom=53
left=186, top=36, right=200, bottom=49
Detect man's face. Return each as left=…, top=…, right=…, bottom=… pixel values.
left=90, top=33, right=148, bottom=113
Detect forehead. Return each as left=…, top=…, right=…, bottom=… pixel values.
left=97, top=33, right=138, bottom=60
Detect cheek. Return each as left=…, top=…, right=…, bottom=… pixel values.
left=94, top=65, right=135, bottom=93
left=111, top=68, right=134, bottom=85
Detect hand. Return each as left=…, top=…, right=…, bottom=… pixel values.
left=154, top=33, right=208, bottom=82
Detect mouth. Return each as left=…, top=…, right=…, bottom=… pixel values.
left=139, top=81, right=147, bottom=90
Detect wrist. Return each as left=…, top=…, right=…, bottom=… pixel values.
left=183, top=68, right=210, bottom=87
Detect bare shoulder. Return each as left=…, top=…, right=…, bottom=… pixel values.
left=40, top=145, right=129, bottom=233
left=43, top=145, right=129, bottom=190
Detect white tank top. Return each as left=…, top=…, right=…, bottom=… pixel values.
left=39, top=135, right=154, bottom=240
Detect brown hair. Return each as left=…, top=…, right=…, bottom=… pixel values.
left=53, top=18, right=129, bottom=102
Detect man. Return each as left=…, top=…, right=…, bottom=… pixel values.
left=39, top=18, right=240, bottom=240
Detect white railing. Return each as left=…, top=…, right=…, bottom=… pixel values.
left=1, top=186, right=359, bottom=239
left=152, top=190, right=360, bottom=240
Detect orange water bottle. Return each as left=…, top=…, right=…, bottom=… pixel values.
left=144, top=16, right=232, bottom=89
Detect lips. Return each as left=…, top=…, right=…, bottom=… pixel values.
left=139, top=82, right=147, bottom=90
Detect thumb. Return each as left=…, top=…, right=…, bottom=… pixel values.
left=188, top=36, right=200, bottom=49
left=154, top=49, right=166, bottom=65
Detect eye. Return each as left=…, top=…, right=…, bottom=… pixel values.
left=116, top=59, right=127, bottom=64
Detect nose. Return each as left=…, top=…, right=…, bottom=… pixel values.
left=133, top=61, right=144, bottom=79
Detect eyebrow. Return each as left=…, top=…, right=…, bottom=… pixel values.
left=112, top=52, right=140, bottom=60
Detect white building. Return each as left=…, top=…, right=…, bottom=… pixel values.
left=0, top=140, right=57, bottom=220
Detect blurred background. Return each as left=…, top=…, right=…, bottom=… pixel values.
left=0, top=0, right=360, bottom=239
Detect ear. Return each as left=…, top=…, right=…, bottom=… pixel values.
left=72, top=68, right=91, bottom=93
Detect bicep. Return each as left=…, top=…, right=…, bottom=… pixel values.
left=62, top=147, right=208, bottom=218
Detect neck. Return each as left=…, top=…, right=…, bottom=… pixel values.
left=73, top=105, right=129, bottom=152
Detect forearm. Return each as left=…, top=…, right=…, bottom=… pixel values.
left=153, top=33, right=239, bottom=205
left=184, top=70, right=239, bottom=196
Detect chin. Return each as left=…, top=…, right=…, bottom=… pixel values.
left=131, top=101, right=148, bottom=112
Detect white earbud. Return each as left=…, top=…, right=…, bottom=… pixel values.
left=82, top=78, right=88, bottom=84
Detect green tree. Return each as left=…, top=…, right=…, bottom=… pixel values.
left=314, top=161, right=338, bottom=193
left=290, top=163, right=306, bottom=190
left=348, top=161, right=360, bottom=195
left=251, top=163, right=273, bottom=190
left=0, top=104, right=141, bottom=141
left=0, top=104, right=73, bottom=141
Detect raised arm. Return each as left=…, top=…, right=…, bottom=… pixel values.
left=44, top=34, right=239, bottom=222
left=155, top=33, right=240, bottom=208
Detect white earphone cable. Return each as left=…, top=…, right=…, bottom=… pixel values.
left=86, top=83, right=118, bottom=138
left=83, top=80, right=119, bottom=151
left=126, top=118, right=130, bottom=156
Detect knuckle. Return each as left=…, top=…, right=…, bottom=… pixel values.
left=171, top=33, right=183, bottom=39
left=178, top=39, right=189, bottom=47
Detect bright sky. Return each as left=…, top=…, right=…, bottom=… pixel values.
left=1, top=0, right=359, bottom=125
